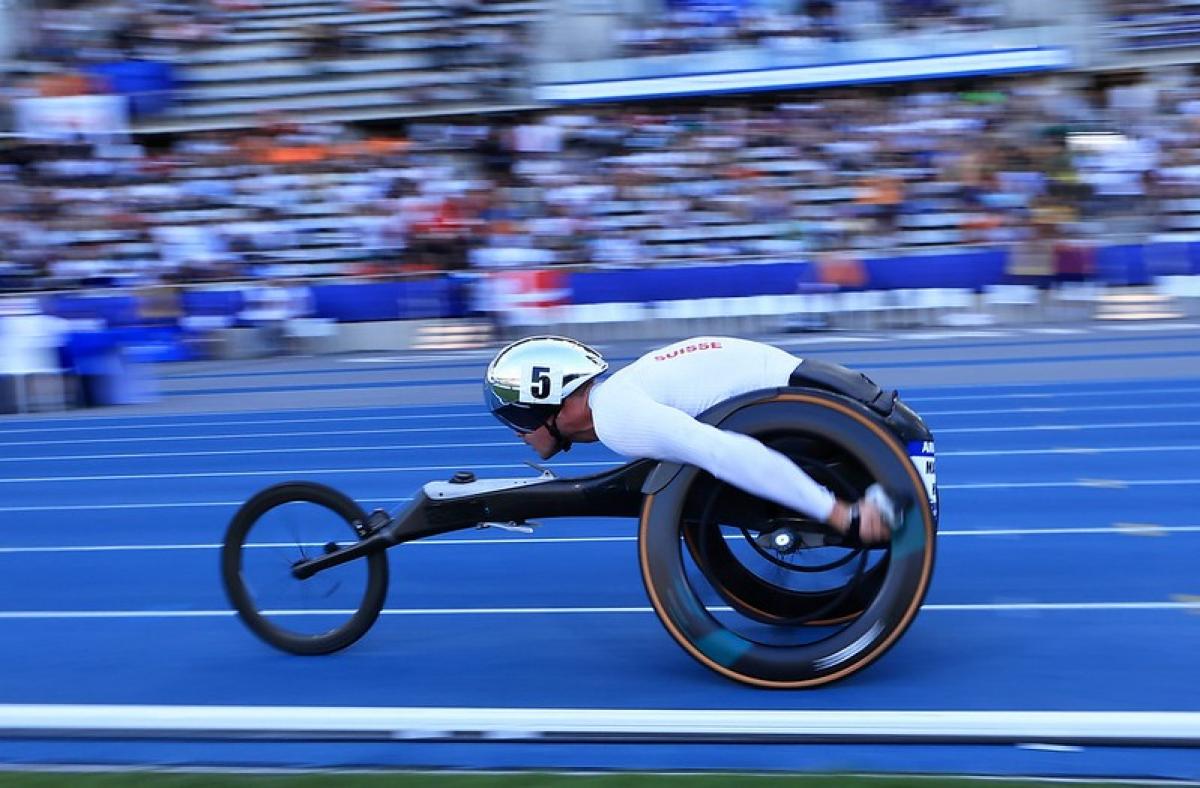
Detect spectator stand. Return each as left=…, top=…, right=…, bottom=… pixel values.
left=6, top=62, right=1200, bottom=342
left=125, top=0, right=544, bottom=132
left=11, top=0, right=546, bottom=131
left=605, top=0, right=1009, bottom=61
left=1107, top=0, right=1200, bottom=53
left=7, top=85, right=1186, bottom=299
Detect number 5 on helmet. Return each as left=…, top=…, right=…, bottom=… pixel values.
left=484, top=336, right=607, bottom=434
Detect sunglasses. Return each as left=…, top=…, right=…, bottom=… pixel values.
left=495, top=403, right=557, bottom=435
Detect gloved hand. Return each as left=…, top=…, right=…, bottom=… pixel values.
left=853, top=484, right=899, bottom=545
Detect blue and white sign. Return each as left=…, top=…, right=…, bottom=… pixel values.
left=907, top=439, right=938, bottom=522
left=536, top=47, right=1071, bottom=104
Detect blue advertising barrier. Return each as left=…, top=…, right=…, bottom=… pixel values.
left=568, top=261, right=820, bottom=304
left=1142, top=241, right=1200, bottom=278
left=40, top=293, right=143, bottom=326
left=1094, top=244, right=1149, bottom=286
left=862, top=248, right=1007, bottom=290
left=1188, top=242, right=1200, bottom=275
left=60, top=328, right=163, bottom=405
left=181, top=288, right=245, bottom=320
left=310, top=278, right=462, bottom=322
left=1089, top=241, right=1200, bottom=284
left=567, top=249, right=1007, bottom=305
left=33, top=240, right=1197, bottom=364
left=112, top=325, right=194, bottom=363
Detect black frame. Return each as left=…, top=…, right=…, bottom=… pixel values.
left=290, top=459, right=656, bottom=580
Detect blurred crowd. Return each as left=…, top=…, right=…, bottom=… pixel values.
left=2, top=0, right=535, bottom=126
left=15, top=0, right=478, bottom=66
left=5, top=0, right=1194, bottom=131
left=1109, top=0, right=1198, bottom=22
left=20, top=0, right=238, bottom=65
left=613, top=0, right=1009, bottom=57
left=5, top=72, right=1200, bottom=292
left=1106, top=0, right=1200, bottom=52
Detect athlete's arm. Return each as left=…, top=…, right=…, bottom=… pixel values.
left=592, top=380, right=836, bottom=521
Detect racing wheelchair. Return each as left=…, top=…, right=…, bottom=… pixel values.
left=221, top=360, right=939, bottom=688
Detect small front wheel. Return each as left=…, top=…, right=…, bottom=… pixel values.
left=221, top=482, right=389, bottom=655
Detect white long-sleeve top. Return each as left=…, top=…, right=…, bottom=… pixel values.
left=588, top=336, right=837, bottom=521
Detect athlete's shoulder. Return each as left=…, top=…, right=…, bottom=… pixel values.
left=587, top=375, right=625, bottom=412
left=588, top=375, right=647, bottom=442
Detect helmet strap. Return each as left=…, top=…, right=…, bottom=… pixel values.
left=546, top=413, right=572, bottom=454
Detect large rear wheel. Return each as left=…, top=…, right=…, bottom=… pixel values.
left=640, top=392, right=936, bottom=688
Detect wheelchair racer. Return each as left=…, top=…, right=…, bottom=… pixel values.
left=484, top=335, right=897, bottom=544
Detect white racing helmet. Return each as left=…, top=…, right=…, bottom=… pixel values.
left=484, top=336, right=608, bottom=434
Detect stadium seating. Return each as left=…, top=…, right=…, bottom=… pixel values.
left=14, top=0, right=544, bottom=132
left=171, top=0, right=543, bottom=128
left=1107, top=1, right=1200, bottom=51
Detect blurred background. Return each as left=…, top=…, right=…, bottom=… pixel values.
left=2, top=0, right=1200, bottom=412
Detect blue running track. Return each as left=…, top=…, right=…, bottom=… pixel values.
left=0, top=330, right=1198, bottom=779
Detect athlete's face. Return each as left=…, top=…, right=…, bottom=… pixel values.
left=514, top=388, right=598, bottom=460
left=518, top=423, right=559, bottom=460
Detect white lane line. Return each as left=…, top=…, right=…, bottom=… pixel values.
left=0, top=501, right=240, bottom=513
left=7, top=443, right=1198, bottom=464
left=4, top=386, right=1200, bottom=437
left=0, top=601, right=1196, bottom=619
left=0, top=461, right=619, bottom=484
left=922, top=403, right=1200, bottom=416
left=0, top=424, right=511, bottom=448
left=4, top=526, right=1200, bottom=554
left=0, top=411, right=489, bottom=437
left=923, top=602, right=1200, bottom=611
left=0, top=538, right=603, bottom=553
left=0, top=442, right=516, bottom=463
left=938, top=525, right=1200, bottom=536
left=0, top=425, right=508, bottom=449
left=0, top=499, right=412, bottom=513
left=941, top=445, right=1200, bottom=457
left=906, top=386, right=1200, bottom=403
left=937, top=420, right=1200, bottom=434
left=0, top=404, right=481, bottom=428
left=1, top=706, right=1198, bottom=747
left=944, top=479, right=1200, bottom=489
left=926, top=407, right=1068, bottom=415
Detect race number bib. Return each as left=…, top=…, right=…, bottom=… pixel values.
left=907, top=440, right=938, bottom=520
left=520, top=364, right=562, bottom=404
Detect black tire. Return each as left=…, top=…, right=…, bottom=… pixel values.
left=221, top=481, right=389, bottom=655
left=640, top=392, right=937, bottom=688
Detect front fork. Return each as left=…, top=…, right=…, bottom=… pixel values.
left=290, top=507, right=398, bottom=580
